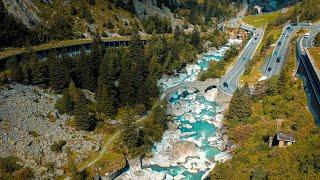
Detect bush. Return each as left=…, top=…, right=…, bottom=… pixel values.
left=0, top=156, right=22, bottom=173
left=51, top=140, right=67, bottom=153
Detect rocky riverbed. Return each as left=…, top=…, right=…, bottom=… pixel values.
left=118, top=39, right=241, bottom=179
left=0, top=83, right=102, bottom=178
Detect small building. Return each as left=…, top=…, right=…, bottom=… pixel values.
left=269, top=131, right=296, bottom=148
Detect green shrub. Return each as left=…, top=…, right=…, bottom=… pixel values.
left=51, top=140, right=67, bottom=153
left=0, top=156, right=22, bottom=173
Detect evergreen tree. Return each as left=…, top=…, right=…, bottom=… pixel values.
left=266, top=76, right=278, bottom=96
left=277, top=69, right=289, bottom=94
left=145, top=73, right=159, bottom=104
left=118, top=57, right=136, bottom=106
left=32, top=61, right=48, bottom=86
left=129, top=30, right=148, bottom=105
left=191, top=26, right=201, bottom=49
left=48, top=52, right=70, bottom=91
left=121, top=113, right=141, bottom=157
left=149, top=56, right=162, bottom=77
left=6, top=57, right=23, bottom=82
left=96, top=49, right=117, bottom=116
left=78, top=49, right=95, bottom=91
left=174, top=26, right=183, bottom=40
left=96, top=83, right=116, bottom=117
left=68, top=80, right=81, bottom=102
left=55, top=90, right=74, bottom=114
left=74, top=96, right=94, bottom=131
left=91, top=34, right=104, bottom=81
left=226, top=87, right=252, bottom=123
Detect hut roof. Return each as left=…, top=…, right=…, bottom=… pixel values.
left=276, top=132, right=295, bottom=142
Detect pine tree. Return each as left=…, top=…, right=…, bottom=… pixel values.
left=32, top=61, right=48, bottom=86
left=6, top=57, right=23, bottom=82
left=118, top=57, right=136, bottom=106
left=55, top=90, right=74, bottom=114
left=48, top=52, right=70, bottom=91
left=149, top=56, right=162, bottom=77
left=74, top=96, right=94, bottom=131
left=277, top=69, right=289, bottom=94
left=96, top=50, right=117, bottom=116
left=91, top=34, right=104, bottom=78
left=191, top=26, right=201, bottom=49
left=78, top=49, right=95, bottom=91
left=68, top=80, right=81, bottom=102
left=145, top=73, right=159, bottom=104
left=129, top=30, right=148, bottom=105
left=226, top=87, right=252, bottom=123
left=96, top=83, right=116, bottom=117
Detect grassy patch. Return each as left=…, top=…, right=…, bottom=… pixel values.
left=240, top=26, right=283, bottom=85
left=87, top=152, right=126, bottom=176
left=308, top=47, right=320, bottom=70
left=242, top=12, right=281, bottom=28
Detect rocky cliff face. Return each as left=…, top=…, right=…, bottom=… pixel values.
left=2, top=0, right=41, bottom=28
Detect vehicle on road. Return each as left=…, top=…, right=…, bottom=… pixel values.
left=276, top=57, right=281, bottom=63
left=286, top=26, right=291, bottom=30
left=223, top=82, right=228, bottom=88
left=267, top=67, right=272, bottom=71
left=304, top=33, right=310, bottom=38
left=278, top=41, right=282, bottom=46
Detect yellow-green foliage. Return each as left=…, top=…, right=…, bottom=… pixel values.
left=211, top=43, right=320, bottom=179
left=34, top=0, right=141, bottom=36
left=88, top=152, right=126, bottom=175
left=243, top=11, right=281, bottom=28
left=308, top=48, right=320, bottom=70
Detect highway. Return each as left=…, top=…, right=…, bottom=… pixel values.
left=263, top=23, right=320, bottom=78
left=218, top=26, right=264, bottom=95
left=218, top=21, right=320, bottom=95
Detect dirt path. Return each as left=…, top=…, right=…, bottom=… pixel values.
left=79, top=131, right=121, bottom=171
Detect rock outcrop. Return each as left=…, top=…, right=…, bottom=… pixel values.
left=2, top=0, right=41, bottom=28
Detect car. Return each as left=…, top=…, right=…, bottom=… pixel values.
left=292, top=23, right=298, bottom=26
left=278, top=41, right=282, bottom=46
left=276, top=57, right=281, bottom=63
left=254, top=37, right=258, bottom=40
left=304, top=33, right=310, bottom=38
left=267, top=67, right=272, bottom=71
left=286, top=26, right=291, bottom=30
left=223, top=82, right=228, bottom=87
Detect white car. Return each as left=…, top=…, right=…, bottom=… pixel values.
left=304, top=33, right=310, bottom=38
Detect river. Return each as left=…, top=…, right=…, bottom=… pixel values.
left=119, top=38, right=242, bottom=180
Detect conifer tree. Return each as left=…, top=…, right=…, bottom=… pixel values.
left=78, top=49, right=95, bottom=91
left=118, top=57, right=136, bottom=106
left=191, top=26, right=201, bottom=50
left=96, top=49, right=117, bottom=116
left=32, top=61, right=48, bottom=86
left=55, top=90, right=74, bottom=114
left=68, top=80, right=81, bottom=102
left=149, top=56, right=162, bottom=77
left=277, top=69, right=289, bottom=94
left=145, top=73, right=159, bottom=104
left=48, top=52, right=70, bottom=91
left=226, top=87, right=252, bottom=123
left=6, top=57, right=23, bottom=82
left=129, top=30, right=148, bottom=105
left=74, top=96, right=94, bottom=131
